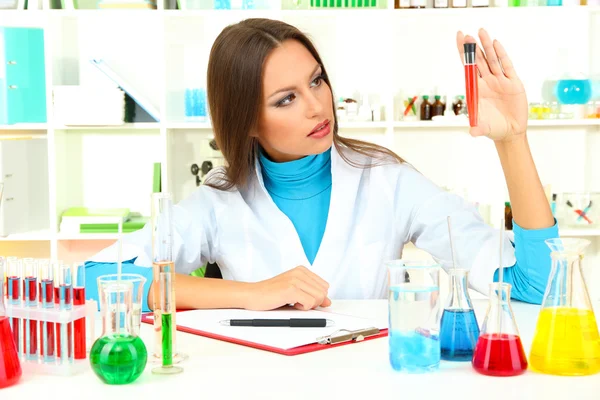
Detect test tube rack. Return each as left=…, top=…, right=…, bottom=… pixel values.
left=4, top=300, right=97, bottom=376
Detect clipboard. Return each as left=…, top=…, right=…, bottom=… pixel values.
left=141, top=309, right=388, bottom=356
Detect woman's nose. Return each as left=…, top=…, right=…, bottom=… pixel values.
left=305, top=92, right=324, bottom=118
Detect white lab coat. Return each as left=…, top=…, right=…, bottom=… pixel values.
left=91, top=145, right=516, bottom=298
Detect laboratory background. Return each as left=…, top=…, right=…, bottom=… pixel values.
left=0, top=0, right=600, bottom=396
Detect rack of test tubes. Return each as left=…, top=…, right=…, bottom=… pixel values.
left=2, top=257, right=96, bottom=376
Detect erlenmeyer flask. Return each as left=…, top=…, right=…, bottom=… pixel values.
left=0, top=257, right=22, bottom=389
left=90, top=277, right=148, bottom=385
left=440, top=269, right=480, bottom=361
left=530, top=238, right=600, bottom=376
left=472, top=282, right=528, bottom=376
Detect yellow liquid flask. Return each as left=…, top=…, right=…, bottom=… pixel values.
left=530, top=238, right=600, bottom=376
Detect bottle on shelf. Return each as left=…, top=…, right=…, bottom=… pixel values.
left=471, top=0, right=489, bottom=6
left=410, top=0, right=426, bottom=8
left=432, top=95, right=445, bottom=117
left=420, top=95, right=433, bottom=121
left=434, top=0, right=448, bottom=7
left=452, top=95, right=466, bottom=116
left=451, top=0, right=467, bottom=7
left=504, top=202, right=513, bottom=231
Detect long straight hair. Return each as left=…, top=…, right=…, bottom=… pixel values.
left=206, top=18, right=405, bottom=190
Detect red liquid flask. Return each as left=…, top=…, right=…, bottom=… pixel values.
left=472, top=283, right=528, bottom=376
left=463, top=43, right=478, bottom=128
left=1, top=258, right=22, bottom=389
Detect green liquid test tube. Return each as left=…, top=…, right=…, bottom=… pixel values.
left=152, top=271, right=183, bottom=375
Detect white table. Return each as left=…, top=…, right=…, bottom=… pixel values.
left=4, top=300, right=600, bottom=400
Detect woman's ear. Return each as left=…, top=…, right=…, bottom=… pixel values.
left=248, top=128, right=259, bottom=138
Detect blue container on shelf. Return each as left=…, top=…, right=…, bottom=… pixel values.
left=0, top=27, right=47, bottom=125
left=184, top=88, right=207, bottom=121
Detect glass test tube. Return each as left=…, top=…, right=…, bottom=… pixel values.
left=22, top=258, right=38, bottom=360
left=38, top=259, right=55, bottom=362
left=72, top=262, right=86, bottom=360
left=151, top=192, right=186, bottom=364
left=6, top=257, right=22, bottom=351
left=55, top=263, right=73, bottom=362
left=152, top=271, right=182, bottom=374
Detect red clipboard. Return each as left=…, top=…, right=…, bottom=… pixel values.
left=141, top=312, right=388, bottom=356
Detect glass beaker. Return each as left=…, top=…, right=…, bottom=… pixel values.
left=90, top=277, right=148, bottom=385
left=440, top=268, right=480, bottom=361
left=472, top=283, right=528, bottom=376
left=387, top=260, right=441, bottom=373
left=530, top=238, right=600, bottom=376
left=98, top=274, right=146, bottom=337
left=0, top=257, right=22, bottom=389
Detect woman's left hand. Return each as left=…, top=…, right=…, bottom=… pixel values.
left=456, top=28, right=528, bottom=142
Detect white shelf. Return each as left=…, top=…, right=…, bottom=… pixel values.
left=53, top=123, right=160, bottom=130
left=56, top=233, right=121, bottom=240
left=393, top=119, right=600, bottom=129
left=339, top=121, right=388, bottom=129
left=167, top=121, right=388, bottom=130
left=0, top=230, right=52, bottom=241
left=559, top=229, right=600, bottom=237
left=0, top=123, right=48, bottom=131
left=167, top=122, right=212, bottom=129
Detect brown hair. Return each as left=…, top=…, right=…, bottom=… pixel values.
left=206, top=18, right=405, bottom=191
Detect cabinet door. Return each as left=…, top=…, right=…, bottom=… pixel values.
left=4, top=27, right=47, bottom=124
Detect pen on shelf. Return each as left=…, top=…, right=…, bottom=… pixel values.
left=219, top=319, right=335, bottom=328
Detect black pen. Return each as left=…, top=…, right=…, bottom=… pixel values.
left=219, top=318, right=335, bottom=327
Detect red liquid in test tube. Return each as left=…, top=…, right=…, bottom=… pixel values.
left=464, top=43, right=479, bottom=128
left=39, top=277, right=55, bottom=360
left=23, top=276, right=38, bottom=358
left=73, top=287, right=86, bottom=359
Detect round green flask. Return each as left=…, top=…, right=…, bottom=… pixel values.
left=90, top=277, right=148, bottom=384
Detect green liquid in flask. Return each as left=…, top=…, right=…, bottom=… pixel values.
left=90, top=334, right=148, bottom=385
left=162, top=313, right=173, bottom=366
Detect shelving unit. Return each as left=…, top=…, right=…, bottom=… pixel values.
left=0, top=6, right=599, bottom=297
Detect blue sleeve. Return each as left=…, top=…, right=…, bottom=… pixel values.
left=493, top=219, right=559, bottom=304
left=84, top=258, right=154, bottom=313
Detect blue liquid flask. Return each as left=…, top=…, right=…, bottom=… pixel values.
left=555, top=79, right=592, bottom=105
left=440, top=268, right=480, bottom=361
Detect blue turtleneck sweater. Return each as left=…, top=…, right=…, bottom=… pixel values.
left=259, top=148, right=332, bottom=264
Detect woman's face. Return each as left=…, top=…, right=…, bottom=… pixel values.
left=257, top=39, right=334, bottom=163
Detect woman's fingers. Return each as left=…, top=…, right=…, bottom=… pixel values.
left=459, top=33, right=491, bottom=78
left=293, top=274, right=327, bottom=308
left=478, top=28, right=503, bottom=77
left=456, top=31, right=466, bottom=65
left=296, top=266, right=329, bottom=292
left=493, top=39, right=517, bottom=79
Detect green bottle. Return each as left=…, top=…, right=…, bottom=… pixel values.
left=90, top=278, right=148, bottom=385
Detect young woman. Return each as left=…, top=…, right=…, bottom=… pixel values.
left=87, top=19, right=557, bottom=313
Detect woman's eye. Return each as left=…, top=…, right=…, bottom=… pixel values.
left=310, top=75, right=323, bottom=87
left=276, top=93, right=296, bottom=107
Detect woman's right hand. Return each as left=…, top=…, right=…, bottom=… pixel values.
left=246, top=266, right=332, bottom=311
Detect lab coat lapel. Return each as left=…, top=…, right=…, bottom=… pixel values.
left=310, top=144, right=363, bottom=277
left=251, top=156, right=311, bottom=270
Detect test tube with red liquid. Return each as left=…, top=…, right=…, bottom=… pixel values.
left=22, top=258, right=38, bottom=360
left=72, top=262, right=86, bottom=360
left=55, top=263, right=73, bottom=362
left=6, top=257, right=22, bottom=352
left=38, top=259, right=55, bottom=362
left=464, top=43, right=479, bottom=128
